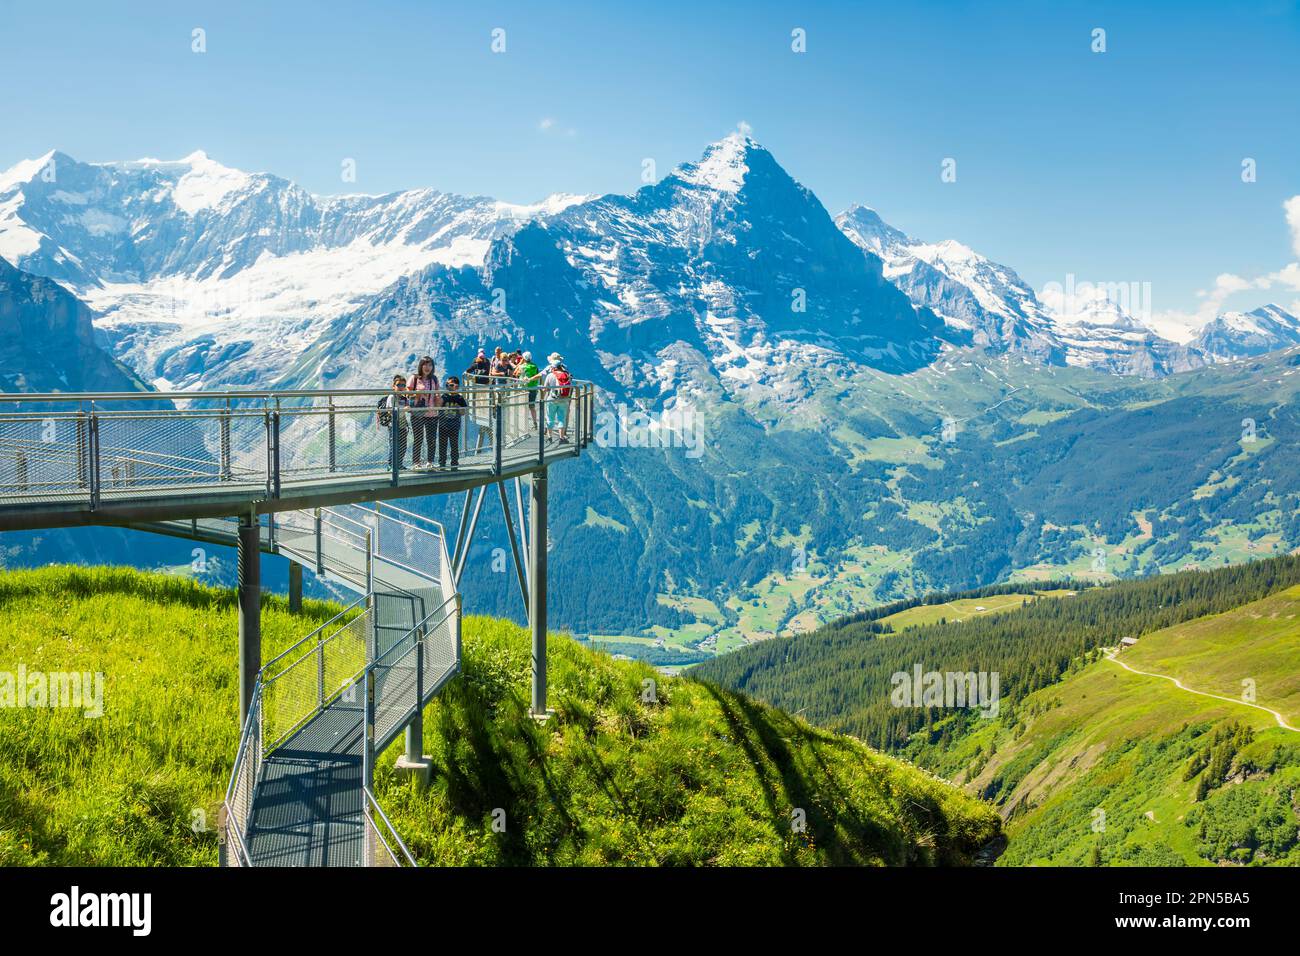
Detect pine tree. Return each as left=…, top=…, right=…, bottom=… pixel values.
left=1195, top=774, right=1211, bottom=802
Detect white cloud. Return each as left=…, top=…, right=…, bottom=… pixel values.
left=1161, top=197, right=1300, bottom=333
left=1285, top=195, right=1300, bottom=258
left=538, top=117, right=576, bottom=137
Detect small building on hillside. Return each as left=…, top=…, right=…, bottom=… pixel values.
left=1118, top=636, right=1139, bottom=653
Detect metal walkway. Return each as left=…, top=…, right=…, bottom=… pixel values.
left=135, top=502, right=457, bottom=864
left=203, top=502, right=460, bottom=866
left=0, top=382, right=593, bottom=867
left=0, top=382, right=593, bottom=530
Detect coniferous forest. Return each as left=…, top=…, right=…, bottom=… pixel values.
left=692, top=555, right=1300, bottom=751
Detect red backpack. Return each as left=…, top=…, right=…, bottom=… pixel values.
left=555, top=369, right=572, bottom=398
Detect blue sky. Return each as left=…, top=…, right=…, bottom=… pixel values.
left=3, top=0, right=1298, bottom=328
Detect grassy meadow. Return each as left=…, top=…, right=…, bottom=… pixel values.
left=0, top=565, right=1000, bottom=866
left=928, top=586, right=1300, bottom=866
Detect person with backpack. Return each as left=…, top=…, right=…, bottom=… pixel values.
left=543, top=353, right=572, bottom=441
left=408, top=355, right=439, bottom=469
left=437, top=376, right=469, bottom=469
left=516, top=350, right=542, bottom=428
left=379, top=374, right=410, bottom=471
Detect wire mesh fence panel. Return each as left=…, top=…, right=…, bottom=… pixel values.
left=466, top=387, right=494, bottom=432
left=329, top=401, right=393, bottom=475
left=423, top=602, right=459, bottom=694
left=374, top=509, right=444, bottom=580
left=363, top=792, right=413, bottom=866
left=0, top=413, right=91, bottom=502
left=502, top=391, right=540, bottom=448
left=223, top=684, right=261, bottom=866
left=261, top=641, right=324, bottom=749
left=320, top=612, right=369, bottom=708
left=262, top=606, right=368, bottom=750
left=372, top=640, right=420, bottom=748
left=271, top=508, right=318, bottom=562
left=310, top=508, right=373, bottom=587
left=277, top=402, right=391, bottom=480
left=98, top=410, right=249, bottom=496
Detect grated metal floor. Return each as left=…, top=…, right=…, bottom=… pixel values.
left=245, top=701, right=366, bottom=866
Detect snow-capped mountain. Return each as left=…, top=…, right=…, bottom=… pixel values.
left=0, top=149, right=585, bottom=389
left=288, top=134, right=944, bottom=406
left=837, top=204, right=1209, bottom=378
left=1036, top=280, right=1207, bottom=377
left=836, top=204, right=1062, bottom=363
left=4, top=139, right=1297, bottom=400
left=1189, top=304, right=1300, bottom=363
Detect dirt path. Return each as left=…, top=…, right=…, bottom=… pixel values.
left=1104, top=649, right=1297, bottom=733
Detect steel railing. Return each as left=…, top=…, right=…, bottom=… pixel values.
left=220, top=681, right=262, bottom=868
left=0, top=381, right=594, bottom=508
left=363, top=787, right=417, bottom=866
left=217, top=491, right=459, bottom=867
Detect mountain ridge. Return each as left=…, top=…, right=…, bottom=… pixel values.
left=3, top=140, right=1294, bottom=391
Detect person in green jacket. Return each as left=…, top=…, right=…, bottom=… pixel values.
left=516, top=350, right=541, bottom=427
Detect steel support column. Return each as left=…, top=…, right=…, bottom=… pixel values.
left=237, top=515, right=261, bottom=726
left=497, top=479, right=529, bottom=609
left=453, top=485, right=487, bottom=585
left=288, top=560, right=303, bottom=613
left=529, top=469, right=548, bottom=716
left=405, top=641, right=424, bottom=762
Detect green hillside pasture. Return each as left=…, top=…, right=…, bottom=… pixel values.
left=0, top=565, right=335, bottom=865
left=374, top=614, right=1000, bottom=866
left=0, top=567, right=1000, bottom=867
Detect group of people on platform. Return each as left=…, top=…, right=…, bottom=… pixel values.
left=380, top=348, right=574, bottom=471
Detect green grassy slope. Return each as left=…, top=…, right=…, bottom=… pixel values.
left=1119, top=586, right=1300, bottom=727
left=942, top=589, right=1300, bottom=865
left=0, top=566, right=325, bottom=865
left=374, top=615, right=998, bottom=865
left=694, top=557, right=1300, bottom=866
left=692, top=556, right=1300, bottom=750
left=0, top=566, right=999, bottom=866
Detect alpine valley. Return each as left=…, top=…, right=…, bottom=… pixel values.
left=3, top=134, right=1300, bottom=662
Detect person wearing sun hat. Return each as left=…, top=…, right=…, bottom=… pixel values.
left=543, top=353, right=572, bottom=441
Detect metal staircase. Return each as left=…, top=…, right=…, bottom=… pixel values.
left=0, top=382, right=592, bottom=867
left=151, top=502, right=458, bottom=866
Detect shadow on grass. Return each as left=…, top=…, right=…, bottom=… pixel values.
left=701, top=681, right=903, bottom=865
left=430, top=678, right=582, bottom=864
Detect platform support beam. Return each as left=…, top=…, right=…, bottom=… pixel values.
left=529, top=469, right=548, bottom=717
left=288, top=560, right=303, bottom=613
left=397, top=640, right=431, bottom=788
left=238, top=515, right=261, bottom=726
left=498, top=479, right=529, bottom=609
left=453, top=485, right=487, bottom=585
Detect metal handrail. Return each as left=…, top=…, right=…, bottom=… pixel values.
left=370, top=500, right=447, bottom=537
left=0, top=383, right=594, bottom=514
left=224, top=816, right=252, bottom=867
left=261, top=594, right=367, bottom=674
left=223, top=681, right=263, bottom=806
left=363, top=787, right=418, bottom=866
left=369, top=550, right=444, bottom=588
left=0, top=382, right=592, bottom=404
left=221, top=680, right=262, bottom=866
left=370, top=593, right=459, bottom=668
